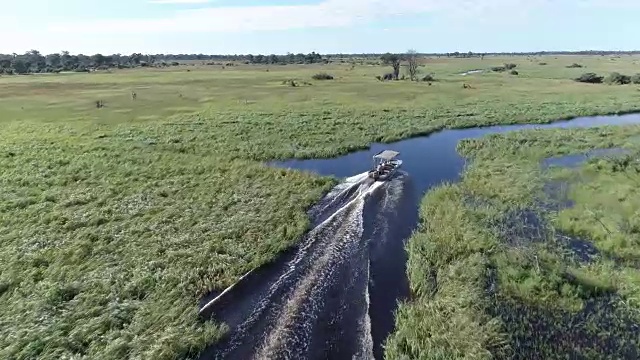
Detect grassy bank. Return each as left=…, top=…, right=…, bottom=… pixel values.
left=1, top=55, right=640, bottom=359
left=386, top=125, right=640, bottom=359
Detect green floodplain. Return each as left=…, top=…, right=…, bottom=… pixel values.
left=1, top=54, right=640, bottom=359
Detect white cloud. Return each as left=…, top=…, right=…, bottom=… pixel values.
left=149, top=0, right=212, bottom=4
left=49, top=0, right=599, bottom=35
left=47, top=0, right=445, bottom=34
left=4, top=0, right=638, bottom=53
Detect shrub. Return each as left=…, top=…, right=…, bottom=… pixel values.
left=631, top=74, right=640, bottom=84
left=491, top=66, right=507, bottom=72
left=575, top=73, right=604, bottom=84
left=421, top=74, right=436, bottom=82
left=566, top=63, right=583, bottom=68
left=382, top=73, right=394, bottom=81
left=605, top=72, right=631, bottom=85
left=510, top=70, right=519, bottom=75
left=504, top=63, right=517, bottom=70
left=312, top=72, right=334, bottom=80
left=375, top=75, right=382, bottom=81
left=539, top=62, right=548, bottom=66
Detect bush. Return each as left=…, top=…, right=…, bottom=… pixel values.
left=631, top=74, right=640, bottom=84
left=539, top=62, right=548, bottom=66
left=504, top=63, right=517, bottom=70
left=491, top=66, right=507, bottom=72
left=605, top=72, right=631, bottom=85
left=421, top=74, right=436, bottom=82
left=375, top=75, right=382, bottom=81
left=510, top=70, right=519, bottom=75
left=575, top=73, right=604, bottom=84
left=382, top=73, right=394, bottom=81
left=566, top=63, right=583, bottom=68
left=312, top=72, right=334, bottom=80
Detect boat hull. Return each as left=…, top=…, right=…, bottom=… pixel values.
left=368, top=160, right=403, bottom=181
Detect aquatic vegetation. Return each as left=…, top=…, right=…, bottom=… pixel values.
left=387, top=125, right=640, bottom=359
left=2, top=56, right=640, bottom=359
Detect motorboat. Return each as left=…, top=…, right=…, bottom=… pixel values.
left=368, top=150, right=402, bottom=181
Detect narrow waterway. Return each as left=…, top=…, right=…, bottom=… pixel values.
left=200, top=113, right=640, bottom=360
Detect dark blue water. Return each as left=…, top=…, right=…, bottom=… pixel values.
left=542, top=148, right=630, bottom=169
left=541, top=147, right=632, bottom=264
left=201, top=113, right=640, bottom=360
left=271, top=113, right=640, bottom=357
left=275, top=113, right=640, bottom=202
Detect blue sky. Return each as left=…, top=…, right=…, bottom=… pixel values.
left=1, top=0, right=639, bottom=54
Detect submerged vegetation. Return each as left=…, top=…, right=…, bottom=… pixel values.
left=1, top=54, right=640, bottom=359
left=387, top=125, right=640, bottom=359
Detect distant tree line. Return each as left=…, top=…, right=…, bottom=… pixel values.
left=2, top=49, right=639, bottom=75
left=0, top=50, right=326, bottom=74
left=151, top=52, right=324, bottom=64
left=330, top=50, right=640, bottom=58
left=0, top=50, right=164, bottom=74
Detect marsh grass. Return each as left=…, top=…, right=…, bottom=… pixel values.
left=387, top=125, right=640, bottom=359
left=2, top=55, right=640, bottom=359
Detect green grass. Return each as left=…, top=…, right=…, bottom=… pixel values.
left=1, top=55, right=640, bottom=359
left=386, top=125, right=640, bottom=359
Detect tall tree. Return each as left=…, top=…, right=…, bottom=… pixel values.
left=381, top=53, right=401, bottom=80
left=60, top=51, right=73, bottom=70
left=406, top=49, right=419, bottom=81
left=46, top=53, right=62, bottom=69
left=12, top=58, right=30, bottom=74
left=91, top=53, right=106, bottom=67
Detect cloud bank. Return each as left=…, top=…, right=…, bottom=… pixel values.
left=2, top=0, right=638, bottom=54
left=43, top=0, right=640, bottom=35
left=47, top=0, right=483, bottom=34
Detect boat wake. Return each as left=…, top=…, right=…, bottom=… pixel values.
left=199, top=172, right=410, bottom=360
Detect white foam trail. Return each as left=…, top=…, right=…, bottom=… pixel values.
left=309, top=172, right=370, bottom=218
left=355, top=259, right=374, bottom=360
left=217, top=175, right=382, bottom=357
left=255, top=178, right=384, bottom=358
left=345, top=172, right=370, bottom=184
left=256, top=197, right=366, bottom=357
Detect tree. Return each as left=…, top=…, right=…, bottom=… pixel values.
left=46, top=53, right=62, bottom=69
left=130, top=53, right=143, bottom=65
left=381, top=53, right=401, bottom=80
left=25, top=50, right=45, bottom=72
left=0, top=57, right=11, bottom=72
left=12, top=58, right=30, bottom=74
left=406, top=49, right=419, bottom=81
left=60, top=51, right=73, bottom=70
left=91, top=53, right=106, bottom=67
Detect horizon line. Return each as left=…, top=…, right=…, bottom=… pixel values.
left=2, top=49, right=640, bottom=57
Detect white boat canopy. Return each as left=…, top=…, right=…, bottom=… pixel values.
left=374, top=150, right=400, bottom=161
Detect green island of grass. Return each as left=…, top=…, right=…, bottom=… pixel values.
left=386, top=125, right=640, bottom=359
